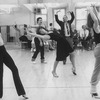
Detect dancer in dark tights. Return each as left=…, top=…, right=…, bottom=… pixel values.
left=55, top=10, right=76, bottom=75
left=27, top=27, right=75, bottom=77
left=0, top=33, right=28, bottom=99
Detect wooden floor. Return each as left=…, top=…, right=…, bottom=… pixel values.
left=2, top=44, right=100, bottom=100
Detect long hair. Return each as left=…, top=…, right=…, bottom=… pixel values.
left=87, top=13, right=94, bottom=28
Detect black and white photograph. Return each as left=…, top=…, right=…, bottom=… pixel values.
left=0, top=0, right=100, bottom=100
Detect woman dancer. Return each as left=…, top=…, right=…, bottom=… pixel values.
left=0, top=33, right=28, bottom=99
left=55, top=10, right=76, bottom=75
left=87, top=5, right=100, bottom=98
left=12, top=24, right=21, bottom=45
left=27, top=27, right=74, bottom=78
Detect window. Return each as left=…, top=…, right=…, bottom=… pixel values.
left=34, top=8, right=47, bottom=27
left=75, top=7, right=87, bottom=30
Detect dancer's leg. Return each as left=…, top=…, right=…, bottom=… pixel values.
left=52, top=60, right=59, bottom=77
left=69, top=51, right=76, bottom=75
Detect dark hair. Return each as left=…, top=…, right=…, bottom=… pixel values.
left=24, top=24, right=27, bottom=28
left=14, top=25, right=17, bottom=28
left=87, top=13, right=94, bottom=28
left=49, top=23, right=52, bottom=26
left=37, top=17, right=42, bottom=23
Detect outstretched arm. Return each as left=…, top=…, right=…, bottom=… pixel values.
left=30, top=25, right=39, bottom=28
left=27, top=29, right=50, bottom=40
left=88, top=6, right=99, bottom=31
left=12, top=25, right=20, bottom=33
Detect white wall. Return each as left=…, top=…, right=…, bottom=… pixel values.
left=0, top=6, right=33, bottom=25
left=73, top=0, right=100, bottom=3
left=43, top=0, right=70, bottom=3
left=0, top=0, right=28, bottom=4
left=30, top=0, right=43, bottom=3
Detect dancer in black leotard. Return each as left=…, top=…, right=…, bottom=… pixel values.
left=27, top=27, right=74, bottom=78
left=55, top=10, right=76, bottom=75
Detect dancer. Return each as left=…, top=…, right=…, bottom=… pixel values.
left=31, top=17, right=47, bottom=63
left=12, top=24, right=21, bottom=45
left=27, top=26, right=74, bottom=77
left=55, top=10, right=76, bottom=75
left=19, top=24, right=32, bottom=49
left=87, top=5, right=100, bottom=98
left=0, top=32, right=28, bottom=99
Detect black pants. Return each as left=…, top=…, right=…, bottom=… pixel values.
left=0, top=46, right=25, bottom=98
left=32, top=41, right=44, bottom=60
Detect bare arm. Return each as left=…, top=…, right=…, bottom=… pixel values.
left=12, top=25, right=20, bottom=32
left=88, top=7, right=99, bottom=32
left=92, top=5, right=99, bottom=20
left=27, top=30, right=50, bottom=40
left=30, top=25, right=39, bottom=28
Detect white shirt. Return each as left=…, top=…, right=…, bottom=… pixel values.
left=64, top=23, right=70, bottom=37
left=80, top=29, right=89, bottom=38
left=0, top=33, right=4, bottom=46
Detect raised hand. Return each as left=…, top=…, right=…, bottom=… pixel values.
left=67, top=11, right=71, bottom=13
left=56, top=9, right=61, bottom=14
left=86, top=6, right=92, bottom=12
left=91, top=4, right=96, bottom=8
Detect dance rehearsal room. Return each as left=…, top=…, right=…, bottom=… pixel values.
left=0, top=0, right=100, bottom=100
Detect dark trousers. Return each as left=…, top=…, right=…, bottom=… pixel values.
left=32, top=43, right=45, bottom=60
left=0, top=46, right=25, bottom=98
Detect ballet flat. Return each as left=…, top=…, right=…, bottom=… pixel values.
left=52, top=71, right=59, bottom=78
left=72, top=71, right=77, bottom=75
left=22, top=95, right=28, bottom=99
left=91, top=93, right=100, bottom=99
left=72, top=68, right=77, bottom=75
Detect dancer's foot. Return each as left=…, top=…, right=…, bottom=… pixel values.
left=63, top=60, right=66, bottom=65
left=91, top=93, right=100, bottom=99
left=41, top=59, right=47, bottom=64
left=52, top=71, right=59, bottom=78
left=90, top=85, right=100, bottom=98
left=72, top=67, right=77, bottom=75
left=20, top=95, right=28, bottom=99
left=31, top=58, right=36, bottom=63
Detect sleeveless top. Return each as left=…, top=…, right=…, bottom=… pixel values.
left=93, top=29, right=100, bottom=45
